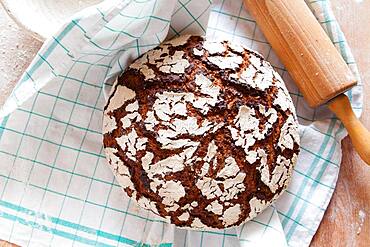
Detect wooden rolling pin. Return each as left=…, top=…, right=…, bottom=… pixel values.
left=243, top=0, right=370, bottom=165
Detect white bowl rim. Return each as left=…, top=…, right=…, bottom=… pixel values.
left=1, top=0, right=45, bottom=41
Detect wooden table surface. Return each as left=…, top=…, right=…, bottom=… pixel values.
left=0, top=0, right=368, bottom=246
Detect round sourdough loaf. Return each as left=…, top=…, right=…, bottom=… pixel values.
left=103, top=35, right=300, bottom=230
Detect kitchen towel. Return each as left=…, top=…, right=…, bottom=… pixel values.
left=0, top=0, right=363, bottom=246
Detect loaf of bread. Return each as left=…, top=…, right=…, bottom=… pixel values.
left=103, top=35, right=300, bottom=229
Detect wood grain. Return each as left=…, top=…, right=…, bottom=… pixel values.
left=0, top=241, right=18, bottom=247
left=243, top=0, right=356, bottom=108
left=328, top=94, right=370, bottom=165
left=243, top=0, right=370, bottom=165
left=0, top=0, right=368, bottom=246
left=310, top=0, right=370, bottom=246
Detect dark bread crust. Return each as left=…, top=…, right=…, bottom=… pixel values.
left=103, top=35, right=300, bottom=229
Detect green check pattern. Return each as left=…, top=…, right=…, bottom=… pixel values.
left=0, top=0, right=362, bottom=246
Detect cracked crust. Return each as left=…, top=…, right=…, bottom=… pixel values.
left=103, top=35, right=300, bottom=230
